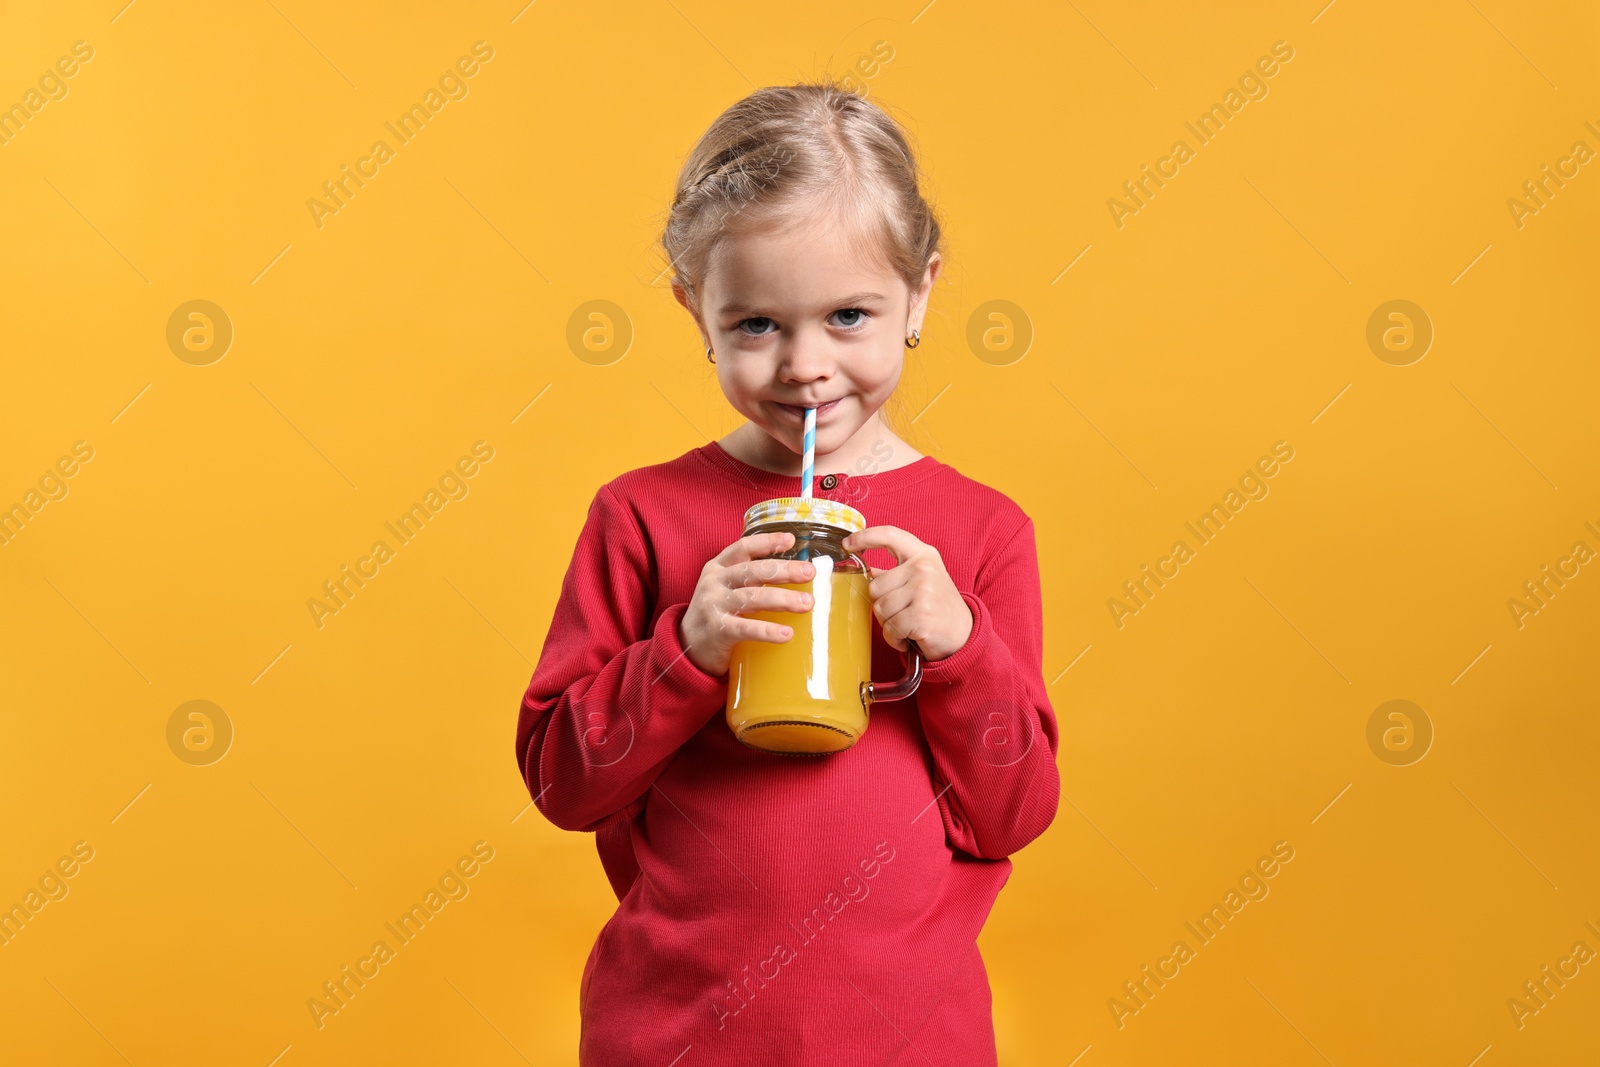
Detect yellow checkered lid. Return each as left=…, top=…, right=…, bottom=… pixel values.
left=741, top=495, right=866, bottom=534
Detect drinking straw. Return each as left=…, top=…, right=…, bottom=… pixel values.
left=801, top=406, right=816, bottom=498
left=798, top=407, right=815, bottom=562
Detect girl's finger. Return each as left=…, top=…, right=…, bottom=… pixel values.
left=875, top=612, right=910, bottom=651
left=728, top=557, right=815, bottom=589
left=723, top=584, right=813, bottom=616
left=719, top=614, right=794, bottom=645
left=739, top=531, right=796, bottom=563
left=869, top=586, right=915, bottom=628
left=865, top=562, right=913, bottom=599
left=716, top=530, right=794, bottom=567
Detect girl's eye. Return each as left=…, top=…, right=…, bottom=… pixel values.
left=732, top=309, right=870, bottom=335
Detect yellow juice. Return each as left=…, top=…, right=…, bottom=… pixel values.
left=727, top=566, right=873, bottom=754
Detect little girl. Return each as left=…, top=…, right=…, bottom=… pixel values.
left=516, top=81, right=1059, bottom=1066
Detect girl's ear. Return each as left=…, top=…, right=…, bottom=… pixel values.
left=672, top=282, right=713, bottom=351
left=907, top=253, right=942, bottom=329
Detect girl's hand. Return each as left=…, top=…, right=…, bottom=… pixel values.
left=679, top=531, right=815, bottom=677
left=842, top=526, right=973, bottom=662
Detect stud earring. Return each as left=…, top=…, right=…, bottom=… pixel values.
left=706, top=344, right=715, bottom=364
left=905, top=329, right=921, bottom=349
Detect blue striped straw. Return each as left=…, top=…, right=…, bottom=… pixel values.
left=800, top=406, right=816, bottom=498
left=799, top=407, right=815, bottom=563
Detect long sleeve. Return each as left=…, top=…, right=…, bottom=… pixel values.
left=515, top=485, right=728, bottom=833
left=911, top=516, right=1060, bottom=860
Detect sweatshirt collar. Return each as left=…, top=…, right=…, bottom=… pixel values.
left=695, top=440, right=942, bottom=497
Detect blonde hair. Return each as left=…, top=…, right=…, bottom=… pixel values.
left=660, top=81, right=944, bottom=437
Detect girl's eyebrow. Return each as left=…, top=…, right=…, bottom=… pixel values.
left=718, top=291, right=886, bottom=316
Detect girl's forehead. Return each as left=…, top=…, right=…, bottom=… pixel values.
left=704, top=222, right=899, bottom=304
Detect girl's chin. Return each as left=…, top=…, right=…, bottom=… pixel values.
left=758, top=420, right=845, bottom=456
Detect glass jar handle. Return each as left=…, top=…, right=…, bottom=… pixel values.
left=846, top=548, right=924, bottom=706
left=864, top=639, right=923, bottom=705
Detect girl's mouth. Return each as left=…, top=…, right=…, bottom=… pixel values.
left=776, top=397, right=843, bottom=419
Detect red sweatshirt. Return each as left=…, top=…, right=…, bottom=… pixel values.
left=516, top=441, right=1060, bottom=1066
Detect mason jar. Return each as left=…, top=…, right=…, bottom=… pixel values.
left=725, top=496, right=923, bottom=756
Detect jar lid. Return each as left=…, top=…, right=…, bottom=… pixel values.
left=742, top=496, right=866, bottom=534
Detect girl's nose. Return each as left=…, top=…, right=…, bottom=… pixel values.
left=779, top=330, right=833, bottom=381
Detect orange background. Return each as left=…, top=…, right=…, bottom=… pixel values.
left=1, top=1, right=1597, bottom=1064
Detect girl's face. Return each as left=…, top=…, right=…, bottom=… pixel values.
left=678, top=210, right=939, bottom=458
